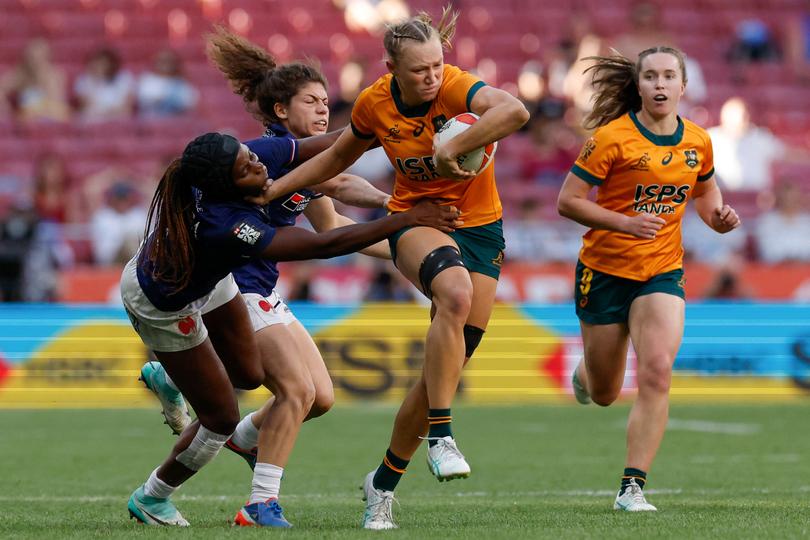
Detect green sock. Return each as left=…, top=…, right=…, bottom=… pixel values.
left=372, top=449, right=409, bottom=492
left=620, top=467, right=647, bottom=495
left=427, top=408, right=452, bottom=446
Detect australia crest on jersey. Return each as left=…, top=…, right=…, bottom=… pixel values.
left=281, top=192, right=311, bottom=213
left=684, top=149, right=699, bottom=168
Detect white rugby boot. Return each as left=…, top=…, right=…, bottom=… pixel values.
left=425, top=436, right=471, bottom=481
left=613, top=478, right=657, bottom=511
left=360, top=471, right=398, bottom=530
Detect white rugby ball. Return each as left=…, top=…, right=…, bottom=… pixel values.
left=435, top=112, right=497, bottom=176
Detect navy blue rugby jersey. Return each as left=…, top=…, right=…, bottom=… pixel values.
left=232, top=124, right=324, bottom=296
left=136, top=135, right=299, bottom=312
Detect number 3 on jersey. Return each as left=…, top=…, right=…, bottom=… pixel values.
left=579, top=267, right=593, bottom=295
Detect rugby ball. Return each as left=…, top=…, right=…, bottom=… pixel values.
left=435, top=112, right=497, bottom=176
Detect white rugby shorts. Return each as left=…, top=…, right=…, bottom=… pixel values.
left=242, top=290, right=297, bottom=331
left=120, top=256, right=239, bottom=352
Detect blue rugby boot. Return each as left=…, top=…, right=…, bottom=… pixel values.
left=127, top=485, right=189, bottom=526
left=139, top=361, right=191, bottom=435
left=233, top=499, right=292, bottom=528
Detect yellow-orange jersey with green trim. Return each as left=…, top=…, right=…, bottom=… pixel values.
left=351, top=64, right=501, bottom=228
left=571, top=111, right=715, bottom=281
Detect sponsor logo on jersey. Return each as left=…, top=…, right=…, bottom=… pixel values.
left=233, top=222, right=262, bottom=245
left=384, top=124, right=402, bottom=144
left=629, top=152, right=651, bottom=171
left=662, top=151, right=673, bottom=165
left=632, top=184, right=691, bottom=215
left=684, top=149, right=699, bottom=168
left=394, top=155, right=441, bottom=182
left=281, top=192, right=311, bottom=213
left=578, top=138, right=597, bottom=163
left=413, top=121, right=426, bottom=137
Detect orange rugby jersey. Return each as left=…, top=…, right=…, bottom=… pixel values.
left=351, top=64, right=502, bottom=228
left=571, top=110, right=715, bottom=281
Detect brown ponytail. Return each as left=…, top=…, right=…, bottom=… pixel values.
left=206, top=26, right=277, bottom=109
left=582, top=46, right=688, bottom=130
left=141, top=159, right=196, bottom=292
left=206, top=26, right=327, bottom=126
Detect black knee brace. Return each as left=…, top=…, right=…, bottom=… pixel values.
left=418, top=245, right=466, bottom=299
left=463, top=324, right=485, bottom=358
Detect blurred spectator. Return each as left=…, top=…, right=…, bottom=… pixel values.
left=0, top=197, right=64, bottom=302
left=681, top=207, right=746, bottom=265
left=0, top=39, right=70, bottom=122
left=32, top=154, right=82, bottom=223
left=546, top=16, right=601, bottom=102
left=727, top=19, right=780, bottom=64
left=503, top=198, right=585, bottom=263
left=81, top=165, right=154, bottom=220
left=554, top=16, right=604, bottom=118
left=754, top=181, right=810, bottom=263
left=364, top=263, right=416, bottom=302
left=89, top=181, right=147, bottom=265
left=73, top=47, right=134, bottom=121
left=785, top=12, right=810, bottom=80
left=521, top=118, right=580, bottom=186
left=707, top=97, right=785, bottom=191
left=136, top=49, right=199, bottom=118
left=702, top=256, right=753, bottom=300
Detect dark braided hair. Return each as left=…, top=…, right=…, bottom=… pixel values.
left=207, top=26, right=327, bottom=126
left=141, top=133, right=240, bottom=292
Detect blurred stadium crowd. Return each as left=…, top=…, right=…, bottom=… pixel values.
left=0, top=0, right=808, bottom=302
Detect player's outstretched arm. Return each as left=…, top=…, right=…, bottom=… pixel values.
left=315, top=173, right=390, bottom=209
left=303, top=197, right=391, bottom=260
left=261, top=200, right=461, bottom=262
left=253, top=129, right=373, bottom=205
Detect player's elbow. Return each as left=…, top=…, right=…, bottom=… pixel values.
left=512, top=100, right=531, bottom=128
left=557, top=193, right=574, bottom=219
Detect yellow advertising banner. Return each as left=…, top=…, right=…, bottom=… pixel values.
left=0, top=303, right=806, bottom=408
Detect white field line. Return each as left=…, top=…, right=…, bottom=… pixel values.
left=666, top=419, right=761, bottom=435
left=3, top=486, right=810, bottom=503
left=690, top=453, right=801, bottom=464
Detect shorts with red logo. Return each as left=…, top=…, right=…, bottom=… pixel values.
left=242, top=290, right=297, bottom=331
left=120, top=256, right=239, bottom=352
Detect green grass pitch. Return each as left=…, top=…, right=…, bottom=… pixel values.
left=1, top=402, right=809, bottom=539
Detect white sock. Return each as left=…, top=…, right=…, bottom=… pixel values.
left=230, top=411, right=259, bottom=450
left=249, top=462, right=283, bottom=504
left=144, top=467, right=177, bottom=499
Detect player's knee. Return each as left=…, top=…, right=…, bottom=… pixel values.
left=637, top=356, right=673, bottom=395
left=231, top=365, right=265, bottom=391
left=418, top=245, right=466, bottom=300
left=198, top=409, right=240, bottom=435
left=591, top=389, right=620, bottom=407
left=309, top=388, right=335, bottom=418
left=463, top=324, right=485, bottom=358
left=277, top=377, right=317, bottom=418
